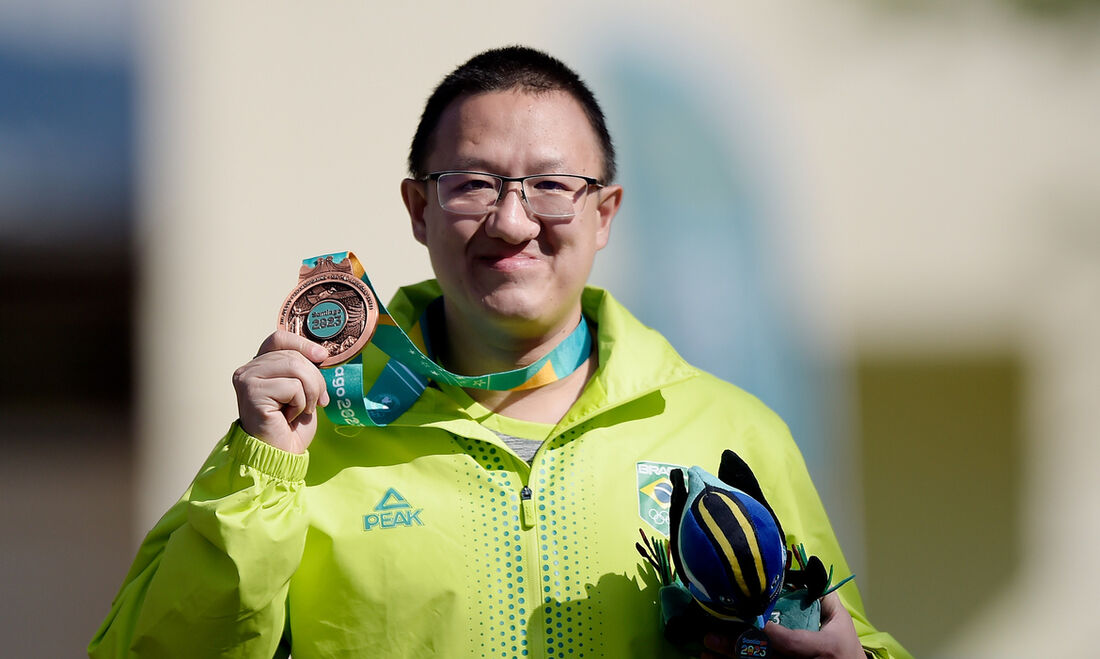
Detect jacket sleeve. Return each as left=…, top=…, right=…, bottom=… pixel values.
left=754, top=419, right=913, bottom=659
left=88, top=423, right=309, bottom=658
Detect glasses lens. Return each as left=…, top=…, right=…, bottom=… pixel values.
left=434, top=172, right=592, bottom=218
left=523, top=175, right=589, bottom=218
left=436, top=173, right=502, bottom=214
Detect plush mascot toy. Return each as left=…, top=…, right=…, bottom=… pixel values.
left=635, top=450, right=853, bottom=657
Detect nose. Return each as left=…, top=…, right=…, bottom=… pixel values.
left=483, top=184, right=540, bottom=244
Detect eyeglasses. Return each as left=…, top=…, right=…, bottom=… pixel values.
left=422, top=171, right=603, bottom=219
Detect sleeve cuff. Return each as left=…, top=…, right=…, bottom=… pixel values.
left=227, top=422, right=310, bottom=482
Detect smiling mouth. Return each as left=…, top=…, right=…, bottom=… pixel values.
left=477, top=250, right=541, bottom=272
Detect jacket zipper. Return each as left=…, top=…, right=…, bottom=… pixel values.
left=520, top=486, right=535, bottom=529
left=522, top=437, right=556, bottom=659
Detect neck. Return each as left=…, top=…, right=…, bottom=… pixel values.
left=435, top=301, right=595, bottom=424
left=438, top=299, right=583, bottom=374
left=463, top=352, right=596, bottom=424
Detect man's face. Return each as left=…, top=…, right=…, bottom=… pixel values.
left=402, top=89, right=622, bottom=338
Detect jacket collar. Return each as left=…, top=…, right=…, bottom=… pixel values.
left=384, top=280, right=699, bottom=433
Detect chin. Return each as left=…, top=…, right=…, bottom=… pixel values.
left=477, top=293, right=544, bottom=322
left=474, top=286, right=560, bottom=329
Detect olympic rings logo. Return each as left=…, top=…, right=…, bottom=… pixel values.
left=648, top=509, right=669, bottom=527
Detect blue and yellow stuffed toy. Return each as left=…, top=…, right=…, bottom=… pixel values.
left=635, top=450, right=853, bottom=657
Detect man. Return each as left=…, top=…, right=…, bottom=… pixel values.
left=90, top=46, right=908, bottom=658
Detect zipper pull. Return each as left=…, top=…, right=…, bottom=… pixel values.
left=520, top=486, right=535, bottom=529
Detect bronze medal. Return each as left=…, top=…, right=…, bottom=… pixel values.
left=278, top=255, right=379, bottom=367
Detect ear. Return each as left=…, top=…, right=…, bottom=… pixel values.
left=401, top=178, right=430, bottom=246
left=593, top=184, right=622, bottom=250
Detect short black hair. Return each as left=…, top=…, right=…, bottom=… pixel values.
left=408, top=45, right=616, bottom=183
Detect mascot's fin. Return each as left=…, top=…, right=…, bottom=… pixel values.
left=804, top=555, right=828, bottom=599
left=718, top=449, right=785, bottom=544
left=668, top=467, right=689, bottom=585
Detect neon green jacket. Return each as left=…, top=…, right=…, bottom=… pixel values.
left=90, top=282, right=909, bottom=658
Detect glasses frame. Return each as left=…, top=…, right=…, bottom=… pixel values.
left=421, top=170, right=603, bottom=219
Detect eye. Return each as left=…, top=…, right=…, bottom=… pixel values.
left=440, top=173, right=498, bottom=196
left=457, top=178, right=495, bottom=192
left=530, top=176, right=579, bottom=194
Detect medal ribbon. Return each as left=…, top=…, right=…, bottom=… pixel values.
left=311, top=251, right=592, bottom=427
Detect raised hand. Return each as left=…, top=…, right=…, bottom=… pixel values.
left=232, top=330, right=331, bottom=454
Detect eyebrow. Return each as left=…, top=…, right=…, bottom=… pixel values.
left=449, top=157, right=572, bottom=174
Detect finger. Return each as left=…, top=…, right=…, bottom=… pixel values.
left=764, top=621, right=826, bottom=658
left=287, top=409, right=316, bottom=435
left=702, top=633, right=735, bottom=656
left=248, top=376, right=309, bottom=413
left=256, top=337, right=331, bottom=408
left=766, top=594, right=864, bottom=659
left=303, top=362, right=329, bottom=412
left=235, top=355, right=311, bottom=401
left=281, top=381, right=309, bottom=423
left=246, top=352, right=329, bottom=411
left=289, top=354, right=329, bottom=410
left=819, top=591, right=843, bottom=624
left=818, top=592, right=860, bottom=644
left=312, top=366, right=330, bottom=408
left=237, top=351, right=307, bottom=390
left=257, top=330, right=330, bottom=362
left=237, top=376, right=309, bottom=439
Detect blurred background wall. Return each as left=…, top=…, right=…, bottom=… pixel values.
left=2, top=1, right=1098, bottom=657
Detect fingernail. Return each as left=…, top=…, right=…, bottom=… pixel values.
left=312, top=346, right=328, bottom=361
left=320, top=391, right=330, bottom=407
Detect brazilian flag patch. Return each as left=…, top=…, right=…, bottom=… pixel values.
left=636, top=461, right=683, bottom=536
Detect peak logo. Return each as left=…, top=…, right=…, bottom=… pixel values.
left=363, top=488, right=424, bottom=531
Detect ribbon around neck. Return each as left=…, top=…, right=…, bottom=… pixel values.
left=310, top=252, right=593, bottom=428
